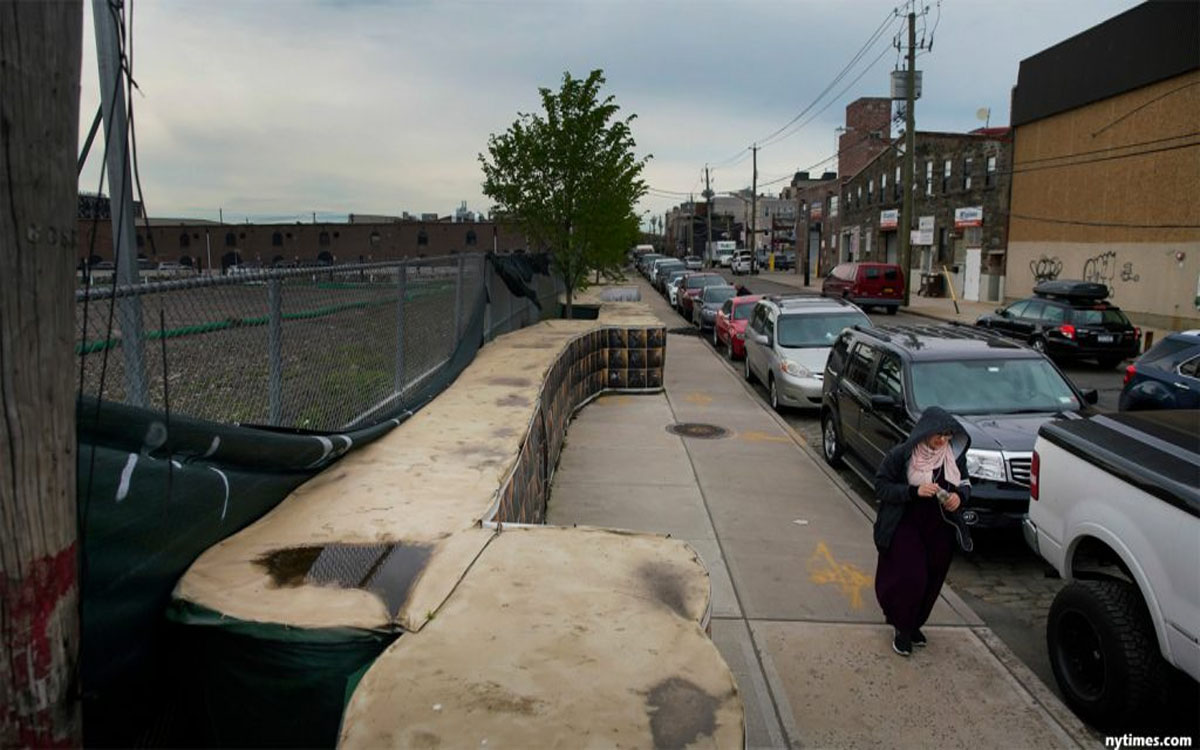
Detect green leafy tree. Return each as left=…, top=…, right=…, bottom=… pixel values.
left=480, top=69, right=648, bottom=318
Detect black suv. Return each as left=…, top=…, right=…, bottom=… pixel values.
left=974, top=280, right=1140, bottom=369
left=820, top=323, right=1098, bottom=528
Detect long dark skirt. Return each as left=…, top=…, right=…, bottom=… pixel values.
left=874, top=497, right=955, bottom=633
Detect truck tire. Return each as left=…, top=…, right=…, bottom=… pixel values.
left=1046, top=579, right=1166, bottom=730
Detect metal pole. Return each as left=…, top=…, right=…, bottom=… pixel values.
left=900, top=10, right=917, bottom=308
left=267, top=278, right=282, bottom=425
left=751, top=145, right=758, bottom=255
left=93, top=0, right=147, bottom=406
left=453, top=254, right=465, bottom=338
left=396, top=262, right=407, bottom=392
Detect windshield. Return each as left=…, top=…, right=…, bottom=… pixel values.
left=1069, top=307, right=1131, bottom=326
left=776, top=312, right=869, bottom=348
left=911, top=358, right=1081, bottom=414
left=703, top=287, right=737, bottom=304
left=733, top=303, right=755, bottom=321
left=687, top=275, right=723, bottom=289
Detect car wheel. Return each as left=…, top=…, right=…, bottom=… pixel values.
left=1047, top=580, right=1165, bottom=730
left=1030, top=336, right=1047, bottom=353
left=769, top=376, right=782, bottom=412
left=744, top=355, right=755, bottom=383
left=727, top=339, right=735, bottom=361
left=821, top=412, right=844, bottom=467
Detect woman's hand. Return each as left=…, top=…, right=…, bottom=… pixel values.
left=916, top=482, right=940, bottom=498
left=942, top=492, right=961, bottom=512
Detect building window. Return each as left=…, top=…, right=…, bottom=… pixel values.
left=369, top=231, right=381, bottom=246
left=179, top=232, right=190, bottom=249
left=867, top=180, right=874, bottom=205
left=942, top=159, right=951, bottom=193
left=225, top=232, right=236, bottom=247
left=963, top=157, right=973, bottom=190
left=466, top=230, right=477, bottom=246
left=830, top=196, right=838, bottom=218
left=319, top=231, right=331, bottom=247
left=880, top=174, right=887, bottom=202
left=417, top=230, right=429, bottom=246
left=986, top=155, right=997, bottom=187
left=925, top=161, right=934, bottom=196
left=894, top=166, right=901, bottom=199
left=856, top=186, right=862, bottom=207
left=272, top=231, right=283, bottom=247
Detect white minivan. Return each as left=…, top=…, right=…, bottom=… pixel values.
left=731, top=250, right=754, bottom=275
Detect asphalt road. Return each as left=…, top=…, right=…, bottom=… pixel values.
left=657, top=270, right=1198, bottom=738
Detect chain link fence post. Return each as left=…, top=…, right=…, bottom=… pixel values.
left=267, top=278, right=283, bottom=425
left=395, top=261, right=407, bottom=393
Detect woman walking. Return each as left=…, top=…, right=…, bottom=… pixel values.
left=873, top=406, right=974, bottom=656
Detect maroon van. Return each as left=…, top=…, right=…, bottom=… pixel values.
left=820, top=262, right=904, bottom=314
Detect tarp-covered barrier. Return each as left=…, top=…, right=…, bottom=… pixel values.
left=77, top=262, right=510, bottom=747
left=166, top=297, right=673, bottom=747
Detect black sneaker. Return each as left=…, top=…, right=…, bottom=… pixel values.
left=912, top=629, right=927, bottom=647
left=892, top=630, right=912, bottom=657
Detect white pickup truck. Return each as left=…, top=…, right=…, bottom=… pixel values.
left=1024, top=409, right=1199, bottom=729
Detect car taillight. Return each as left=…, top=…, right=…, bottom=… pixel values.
left=1058, top=324, right=1076, bottom=340
left=1123, top=364, right=1136, bottom=386
left=1030, top=451, right=1039, bottom=501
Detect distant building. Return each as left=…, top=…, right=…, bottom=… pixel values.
left=1006, top=0, right=1199, bottom=330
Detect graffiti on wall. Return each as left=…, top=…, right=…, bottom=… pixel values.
left=1082, top=251, right=1117, bottom=297
left=1029, top=255, right=1063, bottom=282
left=1120, top=262, right=1140, bottom=283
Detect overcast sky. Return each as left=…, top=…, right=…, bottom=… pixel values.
left=78, top=0, right=1140, bottom=227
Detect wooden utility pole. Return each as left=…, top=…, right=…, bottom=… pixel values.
left=750, top=145, right=758, bottom=253
left=704, top=166, right=712, bottom=263
left=899, top=10, right=917, bottom=307
left=0, top=0, right=84, bottom=746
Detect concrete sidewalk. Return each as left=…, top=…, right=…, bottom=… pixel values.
left=547, top=278, right=1098, bottom=749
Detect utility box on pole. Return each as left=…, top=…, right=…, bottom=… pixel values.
left=0, top=0, right=84, bottom=745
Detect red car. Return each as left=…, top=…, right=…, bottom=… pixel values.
left=713, top=294, right=762, bottom=359
left=820, top=261, right=903, bottom=314
left=678, top=273, right=726, bottom=319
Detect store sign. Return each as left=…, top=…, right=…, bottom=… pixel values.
left=879, top=209, right=899, bottom=230
left=912, top=215, right=935, bottom=245
left=954, top=206, right=983, bottom=228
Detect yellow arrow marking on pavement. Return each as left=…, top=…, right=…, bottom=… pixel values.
left=682, top=392, right=713, bottom=406
left=738, top=431, right=791, bottom=444
left=807, top=541, right=873, bottom=610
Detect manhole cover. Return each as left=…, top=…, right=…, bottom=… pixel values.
left=666, top=422, right=729, bottom=439
left=667, top=327, right=700, bottom=337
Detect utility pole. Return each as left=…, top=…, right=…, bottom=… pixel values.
left=750, top=145, right=758, bottom=253
left=1, top=1, right=83, bottom=745
left=687, top=193, right=695, bottom=257
left=899, top=10, right=917, bottom=307
left=704, top=166, right=712, bottom=265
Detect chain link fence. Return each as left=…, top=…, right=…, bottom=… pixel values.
left=76, top=253, right=564, bottom=432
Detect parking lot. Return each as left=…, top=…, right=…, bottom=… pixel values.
left=646, top=265, right=1197, bottom=736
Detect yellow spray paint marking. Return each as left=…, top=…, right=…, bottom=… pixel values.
left=596, top=395, right=634, bottom=407
left=807, top=541, right=873, bottom=610
left=683, top=392, right=713, bottom=406
left=738, top=431, right=791, bottom=444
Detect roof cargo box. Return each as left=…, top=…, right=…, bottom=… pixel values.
left=1033, top=279, right=1109, bottom=300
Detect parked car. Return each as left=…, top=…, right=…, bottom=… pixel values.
left=683, top=256, right=704, bottom=271
left=713, top=294, right=763, bottom=360
left=663, top=269, right=689, bottom=303
left=730, top=250, right=755, bottom=275
left=743, top=295, right=870, bottom=411
left=678, top=273, right=727, bottom=319
left=775, top=250, right=797, bottom=271
left=820, top=323, right=1098, bottom=528
left=1118, top=330, right=1200, bottom=410
left=692, top=285, right=738, bottom=332
left=637, top=253, right=663, bottom=276
left=820, top=262, right=904, bottom=314
left=653, top=260, right=686, bottom=293
left=1025, top=409, right=1199, bottom=729
left=975, top=280, right=1140, bottom=369
left=666, top=272, right=690, bottom=308
left=648, top=257, right=681, bottom=287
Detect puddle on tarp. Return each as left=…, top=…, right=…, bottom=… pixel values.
left=256, top=542, right=433, bottom=618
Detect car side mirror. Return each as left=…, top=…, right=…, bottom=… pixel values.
left=869, top=394, right=897, bottom=410
left=1081, top=388, right=1099, bottom=405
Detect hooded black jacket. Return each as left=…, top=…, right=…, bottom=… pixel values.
left=873, top=406, right=972, bottom=551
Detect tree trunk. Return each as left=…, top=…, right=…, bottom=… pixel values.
left=1, top=1, right=84, bottom=746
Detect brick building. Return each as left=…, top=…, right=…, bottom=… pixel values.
left=77, top=216, right=528, bottom=271
left=836, top=128, right=1014, bottom=302
left=1006, top=0, right=1199, bottom=330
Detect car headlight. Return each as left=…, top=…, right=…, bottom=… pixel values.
left=965, top=449, right=1007, bottom=482
left=782, top=359, right=812, bottom=378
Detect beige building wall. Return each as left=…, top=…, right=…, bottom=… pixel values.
left=1007, top=70, right=1200, bottom=329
